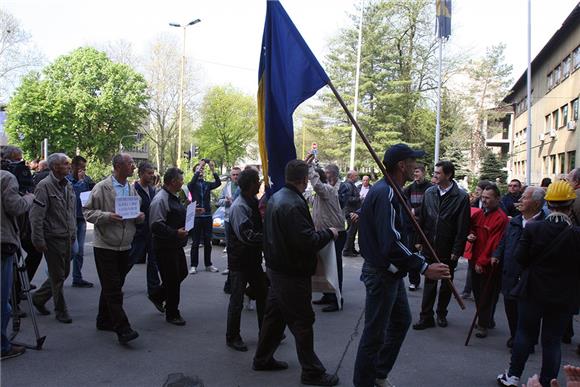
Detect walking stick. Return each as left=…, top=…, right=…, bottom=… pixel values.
left=464, top=263, right=498, bottom=346
left=327, top=81, right=465, bottom=310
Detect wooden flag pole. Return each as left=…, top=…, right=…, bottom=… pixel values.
left=327, top=80, right=465, bottom=310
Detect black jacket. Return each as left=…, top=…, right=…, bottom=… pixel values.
left=187, top=171, right=221, bottom=215
left=419, top=182, right=470, bottom=264
left=263, top=184, right=334, bottom=277
left=513, top=218, right=580, bottom=310
left=134, top=181, right=156, bottom=238
left=494, top=211, right=546, bottom=299
left=338, top=180, right=361, bottom=216
left=149, top=188, right=188, bottom=249
left=226, top=194, right=263, bottom=272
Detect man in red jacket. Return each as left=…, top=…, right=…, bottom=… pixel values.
left=468, top=183, right=508, bottom=339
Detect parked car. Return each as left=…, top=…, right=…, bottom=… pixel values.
left=212, top=205, right=226, bottom=245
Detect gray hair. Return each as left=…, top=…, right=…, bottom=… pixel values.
left=47, top=153, right=69, bottom=170
left=525, top=186, right=545, bottom=208
left=0, top=145, right=22, bottom=161
left=112, top=153, right=131, bottom=169
left=325, top=164, right=340, bottom=179
left=570, top=168, right=580, bottom=185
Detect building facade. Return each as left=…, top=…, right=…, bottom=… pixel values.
left=504, top=4, right=579, bottom=185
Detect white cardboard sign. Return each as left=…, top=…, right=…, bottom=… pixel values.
left=185, top=201, right=197, bottom=231
left=115, top=196, right=140, bottom=219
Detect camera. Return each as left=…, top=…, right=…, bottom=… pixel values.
left=0, top=159, right=34, bottom=194
left=202, top=158, right=211, bottom=163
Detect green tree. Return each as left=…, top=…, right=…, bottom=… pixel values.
left=195, top=85, right=257, bottom=170
left=479, top=151, right=507, bottom=184
left=6, top=47, right=148, bottom=161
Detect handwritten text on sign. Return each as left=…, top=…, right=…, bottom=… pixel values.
left=115, top=196, right=140, bottom=219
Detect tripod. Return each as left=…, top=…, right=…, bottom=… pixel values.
left=10, top=252, right=46, bottom=350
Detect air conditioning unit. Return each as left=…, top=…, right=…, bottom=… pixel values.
left=567, top=121, right=577, bottom=130
left=549, top=128, right=557, bottom=138
left=538, top=133, right=545, bottom=142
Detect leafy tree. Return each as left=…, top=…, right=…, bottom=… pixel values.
left=6, top=47, right=148, bottom=161
left=194, top=85, right=257, bottom=170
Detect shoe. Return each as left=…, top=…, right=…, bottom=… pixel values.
left=30, top=284, right=37, bottom=290
left=497, top=372, right=520, bottom=387
left=412, top=319, right=435, bottom=330
left=96, top=322, right=115, bottom=332
left=475, top=327, right=488, bottom=338
left=461, top=292, right=472, bottom=300
left=489, top=320, right=496, bottom=329
left=32, top=299, right=50, bottom=316
left=1, top=345, right=26, bottom=360
left=436, top=316, right=448, bottom=328
left=55, top=311, right=72, bottom=324
left=408, top=284, right=417, bottom=291
left=72, top=280, right=94, bottom=288
left=117, top=328, right=139, bottom=344
left=252, top=358, right=289, bottom=371
left=222, top=247, right=227, bottom=254
left=226, top=337, right=248, bottom=352
left=506, top=337, right=513, bottom=348
left=189, top=267, right=197, bottom=275
left=166, top=316, right=186, bottom=326
left=342, top=251, right=358, bottom=257
left=222, top=269, right=229, bottom=275
left=322, top=301, right=341, bottom=313
left=245, top=297, right=255, bottom=311
left=205, top=265, right=219, bottom=273
left=375, top=378, right=396, bottom=387
left=301, top=372, right=339, bottom=386
left=148, top=295, right=165, bottom=313
left=312, top=296, right=333, bottom=305
left=353, top=249, right=360, bottom=255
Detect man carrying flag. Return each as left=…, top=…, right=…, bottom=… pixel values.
left=253, top=1, right=339, bottom=386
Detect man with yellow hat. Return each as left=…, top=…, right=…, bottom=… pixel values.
left=497, top=180, right=580, bottom=387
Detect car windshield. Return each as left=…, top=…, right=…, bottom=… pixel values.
left=213, top=206, right=225, bottom=219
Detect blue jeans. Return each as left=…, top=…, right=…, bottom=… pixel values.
left=509, top=299, right=570, bottom=386
left=1, top=254, right=14, bottom=353
left=71, top=219, right=87, bottom=283
left=353, top=262, right=412, bottom=387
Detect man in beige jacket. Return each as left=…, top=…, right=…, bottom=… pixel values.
left=30, top=153, right=76, bottom=324
left=84, top=153, right=144, bottom=344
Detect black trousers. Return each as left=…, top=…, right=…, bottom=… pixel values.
left=504, top=297, right=518, bottom=339
left=254, top=270, right=326, bottom=378
left=190, top=216, right=213, bottom=268
left=94, top=247, right=131, bottom=332
left=226, top=268, right=267, bottom=341
left=155, top=247, right=188, bottom=319
left=344, top=217, right=358, bottom=254
left=470, top=262, right=500, bottom=329
left=419, top=265, right=455, bottom=320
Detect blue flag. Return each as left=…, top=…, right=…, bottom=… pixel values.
left=436, top=0, right=451, bottom=39
left=258, top=0, right=329, bottom=194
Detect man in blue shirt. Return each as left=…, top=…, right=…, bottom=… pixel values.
left=353, top=144, right=450, bottom=387
left=66, top=156, right=95, bottom=288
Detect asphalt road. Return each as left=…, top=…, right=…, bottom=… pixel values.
left=2, top=229, right=579, bottom=387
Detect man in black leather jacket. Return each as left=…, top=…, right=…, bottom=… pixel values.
left=253, top=159, right=339, bottom=387
left=413, top=161, right=470, bottom=330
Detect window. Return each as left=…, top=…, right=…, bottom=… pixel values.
left=544, top=156, right=549, bottom=175
left=568, top=151, right=576, bottom=172
left=553, top=110, right=559, bottom=128
left=545, top=114, right=552, bottom=131
left=547, top=72, right=554, bottom=89
left=550, top=155, right=556, bottom=174
left=573, top=99, right=579, bottom=121
left=574, top=46, right=580, bottom=71
left=562, top=56, right=571, bottom=78
left=561, top=104, right=569, bottom=127
left=559, top=153, right=565, bottom=174
left=554, top=65, right=561, bottom=84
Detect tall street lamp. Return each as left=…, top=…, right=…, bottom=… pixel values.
left=169, top=18, right=201, bottom=166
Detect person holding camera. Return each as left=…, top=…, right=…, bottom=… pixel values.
left=1, top=146, right=35, bottom=359
left=30, top=153, right=77, bottom=324
left=187, top=159, right=221, bottom=274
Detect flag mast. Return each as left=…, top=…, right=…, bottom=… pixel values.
left=434, top=0, right=451, bottom=165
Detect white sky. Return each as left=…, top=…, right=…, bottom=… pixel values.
left=3, top=0, right=579, bottom=96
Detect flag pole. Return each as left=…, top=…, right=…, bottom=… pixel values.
left=525, top=0, right=532, bottom=185
left=327, top=80, right=465, bottom=310
left=349, top=0, right=364, bottom=170
left=434, top=36, right=443, bottom=164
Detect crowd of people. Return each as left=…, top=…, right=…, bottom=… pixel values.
left=1, top=142, right=580, bottom=387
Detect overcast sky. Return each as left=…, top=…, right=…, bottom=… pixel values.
left=3, top=0, right=578, bottom=95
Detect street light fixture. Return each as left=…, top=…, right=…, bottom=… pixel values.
left=169, top=18, right=201, bottom=166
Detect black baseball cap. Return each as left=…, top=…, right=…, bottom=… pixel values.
left=383, top=143, right=425, bottom=168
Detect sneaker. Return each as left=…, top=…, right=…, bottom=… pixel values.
left=222, top=247, right=227, bottom=254
left=408, top=284, right=417, bottom=291
left=497, top=372, right=519, bottom=386
left=222, top=269, right=229, bottom=275
left=475, top=327, right=488, bottom=338
left=1, top=345, right=26, bottom=360
left=189, top=267, right=197, bottom=275
left=245, top=297, right=255, bottom=311
left=205, top=265, right=219, bottom=273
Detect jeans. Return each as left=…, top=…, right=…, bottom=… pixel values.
left=509, top=299, right=570, bottom=386
left=354, top=262, right=412, bottom=387
left=1, top=254, right=14, bottom=353
left=226, top=268, right=267, bottom=341
left=190, top=216, right=213, bottom=268
left=324, top=231, right=346, bottom=304
left=71, top=218, right=87, bottom=283
left=130, top=234, right=161, bottom=296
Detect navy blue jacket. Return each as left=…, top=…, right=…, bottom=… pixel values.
left=134, top=181, right=156, bottom=238
left=187, top=171, right=221, bottom=217
left=501, top=193, right=522, bottom=218
left=494, top=210, right=545, bottom=299
left=358, top=178, right=425, bottom=276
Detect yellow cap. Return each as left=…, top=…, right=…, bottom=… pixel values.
left=544, top=180, right=577, bottom=202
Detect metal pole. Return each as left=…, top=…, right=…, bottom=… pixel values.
left=177, top=26, right=186, bottom=166
left=525, top=0, right=532, bottom=185
left=302, top=127, right=306, bottom=159
left=42, top=138, right=48, bottom=159
left=434, top=37, right=443, bottom=164
left=349, top=0, right=364, bottom=170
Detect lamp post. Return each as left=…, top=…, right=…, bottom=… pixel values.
left=119, top=134, right=138, bottom=152
left=169, top=18, right=201, bottom=166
